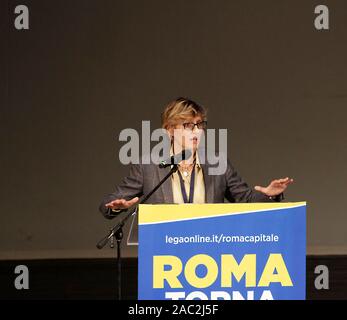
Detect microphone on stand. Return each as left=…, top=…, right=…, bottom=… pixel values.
left=97, top=149, right=193, bottom=300
left=159, top=149, right=192, bottom=168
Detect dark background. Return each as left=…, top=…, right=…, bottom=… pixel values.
left=1, top=0, right=347, bottom=263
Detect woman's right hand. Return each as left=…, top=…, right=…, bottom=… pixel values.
left=105, top=197, right=139, bottom=210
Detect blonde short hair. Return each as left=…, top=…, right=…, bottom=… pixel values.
left=161, top=97, right=207, bottom=129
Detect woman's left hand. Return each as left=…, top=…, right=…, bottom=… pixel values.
left=254, top=177, right=294, bottom=196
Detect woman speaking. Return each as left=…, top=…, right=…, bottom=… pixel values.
left=99, top=97, right=293, bottom=219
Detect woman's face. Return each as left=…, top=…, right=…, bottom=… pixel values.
left=170, top=116, right=205, bottom=152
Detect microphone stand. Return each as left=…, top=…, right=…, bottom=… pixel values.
left=96, top=164, right=178, bottom=300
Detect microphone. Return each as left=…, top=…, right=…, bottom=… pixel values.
left=159, top=149, right=192, bottom=168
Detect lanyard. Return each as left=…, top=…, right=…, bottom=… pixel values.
left=177, top=165, right=196, bottom=203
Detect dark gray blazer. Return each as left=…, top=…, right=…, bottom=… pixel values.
left=99, top=156, right=280, bottom=219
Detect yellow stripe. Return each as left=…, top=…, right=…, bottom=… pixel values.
left=138, top=202, right=306, bottom=224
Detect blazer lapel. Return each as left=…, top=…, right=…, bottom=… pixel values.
left=197, top=147, right=215, bottom=203
left=201, top=163, right=215, bottom=203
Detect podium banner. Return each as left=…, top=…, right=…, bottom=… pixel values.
left=138, top=202, right=306, bottom=300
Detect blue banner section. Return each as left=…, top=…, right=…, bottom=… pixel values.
left=138, top=204, right=306, bottom=300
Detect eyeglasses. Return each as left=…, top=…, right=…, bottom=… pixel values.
left=182, top=121, right=207, bottom=131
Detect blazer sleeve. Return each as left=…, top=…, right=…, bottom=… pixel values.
left=99, top=164, right=144, bottom=219
left=224, top=159, right=278, bottom=203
